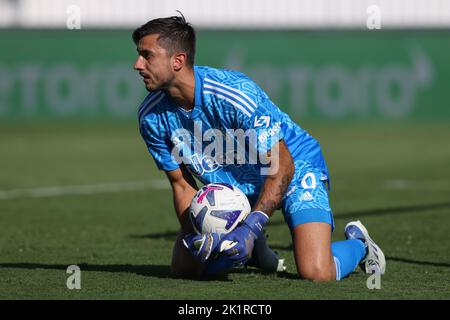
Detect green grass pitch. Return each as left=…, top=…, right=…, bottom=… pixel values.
left=0, top=121, right=449, bottom=299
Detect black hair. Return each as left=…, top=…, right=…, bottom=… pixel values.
left=132, top=12, right=196, bottom=67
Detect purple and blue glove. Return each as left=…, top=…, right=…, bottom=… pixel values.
left=182, top=232, right=221, bottom=263
left=182, top=211, right=269, bottom=275
left=219, top=211, right=269, bottom=266
left=182, top=232, right=234, bottom=277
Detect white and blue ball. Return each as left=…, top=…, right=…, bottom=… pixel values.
left=189, top=183, right=251, bottom=236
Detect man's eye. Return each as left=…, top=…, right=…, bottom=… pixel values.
left=138, top=51, right=151, bottom=59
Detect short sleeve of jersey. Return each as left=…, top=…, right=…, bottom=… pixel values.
left=215, top=74, right=285, bottom=154
left=140, top=119, right=179, bottom=172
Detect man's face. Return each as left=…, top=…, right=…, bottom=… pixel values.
left=134, top=34, right=174, bottom=91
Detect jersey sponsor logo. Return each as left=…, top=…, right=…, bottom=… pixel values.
left=253, top=115, right=271, bottom=128
left=190, top=154, right=222, bottom=176
left=257, top=121, right=282, bottom=143
left=170, top=122, right=275, bottom=176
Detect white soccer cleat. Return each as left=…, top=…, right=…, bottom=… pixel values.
left=344, top=220, right=386, bottom=275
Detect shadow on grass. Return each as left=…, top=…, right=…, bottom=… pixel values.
left=2, top=258, right=446, bottom=285
left=228, top=267, right=301, bottom=280
left=0, top=262, right=236, bottom=282
left=129, top=231, right=179, bottom=240
left=333, top=201, right=450, bottom=220
left=0, top=262, right=303, bottom=281
left=0, top=262, right=172, bottom=278
left=384, top=257, right=450, bottom=268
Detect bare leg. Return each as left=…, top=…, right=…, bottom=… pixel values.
left=291, top=222, right=336, bottom=281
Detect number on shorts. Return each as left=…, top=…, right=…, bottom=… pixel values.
left=301, top=172, right=317, bottom=189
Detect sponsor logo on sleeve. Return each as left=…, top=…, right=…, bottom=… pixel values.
left=258, top=122, right=282, bottom=143
left=254, top=116, right=271, bottom=128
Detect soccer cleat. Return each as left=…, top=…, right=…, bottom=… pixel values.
left=344, top=220, right=386, bottom=275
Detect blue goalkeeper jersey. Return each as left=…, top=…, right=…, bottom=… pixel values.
left=138, top=66, right=329, bottom=205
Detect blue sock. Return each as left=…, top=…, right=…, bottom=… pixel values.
left=331, top=239, right=366, bottom=280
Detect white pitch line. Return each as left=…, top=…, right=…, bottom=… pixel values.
left=383, top=179, right=450, bottom=190
left=0, top=179, right=170, bottom=201
left=2, top=179, right=447, bottom=201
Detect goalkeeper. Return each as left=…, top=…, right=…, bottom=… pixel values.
left=133, top=14, right=386, bottom=281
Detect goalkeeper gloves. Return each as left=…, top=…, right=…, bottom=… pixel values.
left=183, top=211, right=270, bottom=272
left=219, top=211, right=269, bottom=266
left=182, top=232, right=221, bottom=263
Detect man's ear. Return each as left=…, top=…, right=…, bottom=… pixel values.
left=173, top=53, right=187, bottom=71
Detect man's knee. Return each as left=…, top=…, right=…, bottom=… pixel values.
left=170, top=231, right=205, bottom=279
left=291, top=222, right=335, bottom=281
left=170, top=260, right=203, bottom=279
left=297, top=261, right=335, bottom=282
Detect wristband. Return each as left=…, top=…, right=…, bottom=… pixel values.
left=243, top=211, right=269, bottom=235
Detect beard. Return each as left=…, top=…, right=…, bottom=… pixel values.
left=145, top=75, right=172, bottom=92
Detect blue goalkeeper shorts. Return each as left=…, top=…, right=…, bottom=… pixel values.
left=281, top=161, right=335, bottom=231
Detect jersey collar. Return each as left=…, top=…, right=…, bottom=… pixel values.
left=191, top=66, right=203, bottom=119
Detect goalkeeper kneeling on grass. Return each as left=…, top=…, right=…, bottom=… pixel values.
left=133, top=14, right=386, bottom=281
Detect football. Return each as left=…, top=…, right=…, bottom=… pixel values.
left=189, top=183, right=251, bottom=236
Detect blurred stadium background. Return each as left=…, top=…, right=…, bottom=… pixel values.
left=0, top=0, right=449, bottom=299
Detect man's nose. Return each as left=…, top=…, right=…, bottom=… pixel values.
left=134, top=56, right=144, bottom=71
